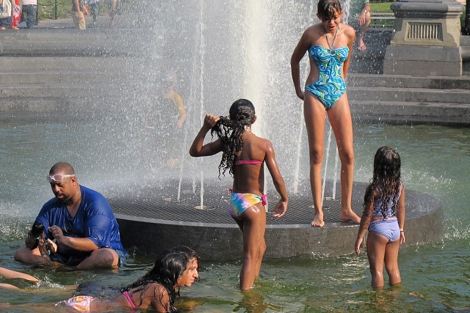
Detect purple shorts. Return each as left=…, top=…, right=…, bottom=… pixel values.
left=368, top=217, right=400, bottom=242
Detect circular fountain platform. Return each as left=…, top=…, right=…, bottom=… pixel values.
left=109, top=179, right=443, bottom=261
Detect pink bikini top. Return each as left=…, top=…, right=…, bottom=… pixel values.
left=234, top=159, right=263, bottom=166
left=123, top=291, right=136, bottom=309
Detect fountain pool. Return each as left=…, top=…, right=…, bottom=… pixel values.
left=1, top=120, right=469, bottom=312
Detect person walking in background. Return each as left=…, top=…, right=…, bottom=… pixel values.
left=10, top=0, right=20, bottom=29
left=355, top=146, right=406, bottom=288
left=291, top=0, right=360, bottom=227
left=20, top=0, right=36, bottom=29
left=85, top=0, right=100, bottom=26
left=71, top=0, right=86, bottom=30
left=14, top=162, right=127, bottom=269
left=106, top=0, right=120, bottom=26
left=350, top=0, right=371, bottom=51
left=0, top=0, right=12, bottom=30
left=190, top=99, right=288, bottom=290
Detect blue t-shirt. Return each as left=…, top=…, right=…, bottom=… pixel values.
left=36, top=185, right=126, bottom=257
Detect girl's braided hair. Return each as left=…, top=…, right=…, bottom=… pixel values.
left=211, top=99, right=256, bottom=177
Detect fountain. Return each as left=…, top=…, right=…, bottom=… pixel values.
left=0, top=1, right=449, bottom=263
left=97, top=0, right=444, bottom=261
left=3, top=1, right=470, bottom=311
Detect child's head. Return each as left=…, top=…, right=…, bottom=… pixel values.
left=229, top=99, right=256, bottom=126
left=170, top=245, right=199, bottom=264
left=373, top=146, right=401, bottom=183
left=317, top=0, right=343, bottom=22
left=148, top=250, right=190, bottom=289
left=122, top=247, right=198, bottom=297
left=212, top=99, right=257, bottom=177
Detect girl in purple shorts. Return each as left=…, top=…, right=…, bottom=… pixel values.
left=355, top=146, right=406, bottom=288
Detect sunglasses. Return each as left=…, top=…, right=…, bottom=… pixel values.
left=46, top=174, right=75, bottom=183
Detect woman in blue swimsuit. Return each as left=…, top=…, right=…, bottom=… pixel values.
left=189, top=99, right=288, bottom=290
left=291, top=0, right=359, bottom=227
left=355, top=146, right=406, bottom=288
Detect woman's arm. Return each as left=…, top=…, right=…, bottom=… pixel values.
left=189, top=114, right=222, bottom=157
left=342, top=25, right=356, bottom=78
left=291, top=29, right=312, bottom=100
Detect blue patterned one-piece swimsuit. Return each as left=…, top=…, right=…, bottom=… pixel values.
left=305, top=45, right=349, bottom=109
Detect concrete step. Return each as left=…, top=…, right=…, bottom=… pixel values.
left=0, top=83, right=144, bottom=98
left=350, top=100, right=470, bottom=125
left=0, top=72, right=119, bottom=85
left=0, top=14, right=157, bottom=57
left=348, top=86, right=470, bottom=105
left=349, top=73, right=470, bottom=90
left=0, top=56, right=140, bottom=72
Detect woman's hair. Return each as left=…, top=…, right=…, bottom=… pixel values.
left=364, top=146, right=402, bottom=218
left=211, top=99, right=256, bottom=177
left=121, top=246, right=197, bottom=310
left=317, top=0, right=343, bottom=21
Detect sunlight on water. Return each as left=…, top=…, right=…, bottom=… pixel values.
left=1, top=119, right=470, bottom=312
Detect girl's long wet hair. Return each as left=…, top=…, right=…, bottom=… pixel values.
left=317, top=0, right=343, bottom=21
left=121, top=246, right=198, bottom=311
left=363, top=146, right=402, bottom=218
left=211, top=99, right=256, bottom=177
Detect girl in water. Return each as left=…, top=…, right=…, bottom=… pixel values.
left=291, top=0, right=360, bottom=227
left=67, top=246, right=199, bottom=312
left=355, top=146, right=406, bottom=288
left=2, top=246, right=199, bottom=312
left=189, top=99, right=288, bottom=290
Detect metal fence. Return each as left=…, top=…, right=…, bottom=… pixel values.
left=38, top=0, right=70, bottom=20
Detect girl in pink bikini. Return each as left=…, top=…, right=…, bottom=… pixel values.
left=61, top=246, right=199, bottom=312
left=190, top=98, right=288, bottom=290
left=1, top=246, right=199, bottom=312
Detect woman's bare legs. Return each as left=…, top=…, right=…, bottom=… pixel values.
left=304, top=93, right=327, bottom=227
left=239, top=203, right=266, bottom=290
left=327, top=93, right=360, bottom=223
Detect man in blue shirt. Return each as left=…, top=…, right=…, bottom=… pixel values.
left=14, top=162, right=127, bottom=269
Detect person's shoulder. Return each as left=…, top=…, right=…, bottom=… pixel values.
left=341, top=23, right=355, bottom=36
left=147, top=283, right=170, bottom=302
left=81, top=186, right=112, bottom=210
left=81, top=185, right=106, bottom=200
left=252, top=136, right=274, bottom=152
left=303, top=23, right=322, bottom=37
left=43, top=197, right=58, bottom=207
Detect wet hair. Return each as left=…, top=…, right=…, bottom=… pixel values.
left=49, top=162, right=75, bottom=175
left=363, top=146, right=402, bottom=218
left=171, top=245, right=199, bottom=265
left=317, top=0, right=343, bottom=21
left=211, top=99, right=256, bottom=177
left=121, top=246, right=197, bottom=310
